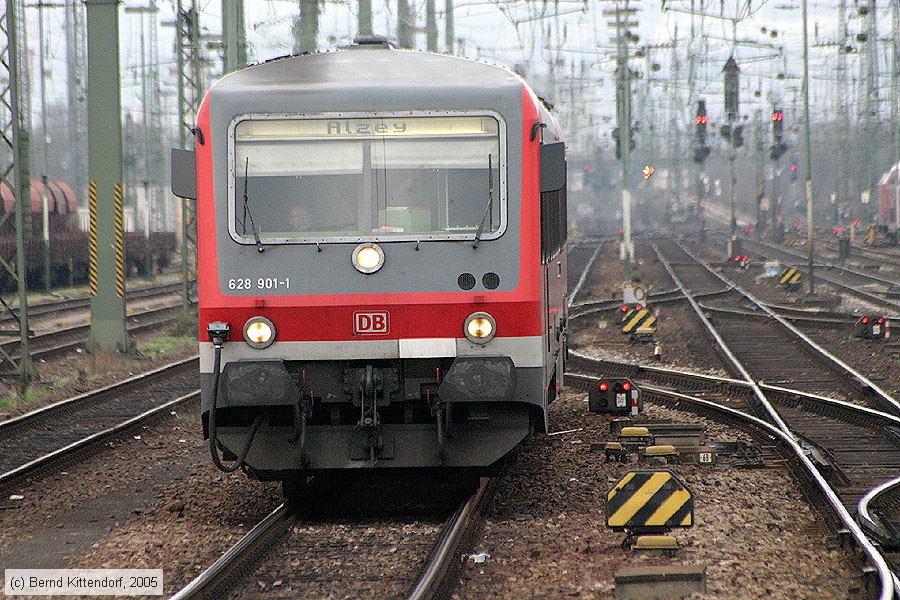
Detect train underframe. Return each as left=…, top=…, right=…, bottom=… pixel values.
left=201, top=355, right=547, bottom=479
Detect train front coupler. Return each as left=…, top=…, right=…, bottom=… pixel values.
left=356, top=365, right=384, bottom=467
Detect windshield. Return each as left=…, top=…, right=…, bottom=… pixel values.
left=231, top=115, right=504, bottom=243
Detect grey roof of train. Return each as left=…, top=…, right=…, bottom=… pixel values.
left=213, top=47, right=527, bottom=95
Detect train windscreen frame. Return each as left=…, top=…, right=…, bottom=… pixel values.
left=227, top=112, right=508, bottom=245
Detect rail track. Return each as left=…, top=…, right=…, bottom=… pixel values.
left=652, top=238, right=899, bottom=412
left=0, top=356, right=199, bottom=487
left=0, top=281, right=185, bottom=328
left=169, top=477, right=496, bottom=600
left=738, top=236, right=900, bottom=312
left=562, top=362, right=896, bottom=598
left=0, top=300, right=193, bottom=368
left=631, top=237, right=900, bottom=589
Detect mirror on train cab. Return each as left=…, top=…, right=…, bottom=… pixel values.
left=540, top=141, right=566, bottom=193
left=171, top=148, right=197, bottom=200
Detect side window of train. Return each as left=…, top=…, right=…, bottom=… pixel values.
left=540, top=141, right=566, bottom=262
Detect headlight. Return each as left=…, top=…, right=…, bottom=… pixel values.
left=352, top=243, right=385, bottom=274
left=464, top=312, right=496, bottom=344
left=243, top=316, right=275, bottom=349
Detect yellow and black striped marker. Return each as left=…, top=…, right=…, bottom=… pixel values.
left=622, top=308, right=654, bottom=334
left=785, top=238, right=802, bottom=247
left=87, top=180, right=98, bottom=296
left=113, top=182, right=126, bottom=299
left=606, top=469, right=694, bottom=531
left=779, top=266, right=802, bottom=287
left=633, top=315, right=658, bottom=338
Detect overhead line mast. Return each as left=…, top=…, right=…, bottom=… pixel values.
left=0, top=0, right=35, bottom=388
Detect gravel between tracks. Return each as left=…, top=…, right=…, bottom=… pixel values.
left=0, top=402, right=282, bottom=597
left=454, top=389, right=863, bottom=599
left=570, top=242, right=731, bottom=377
left=226, top=518, right=445, bottom=599
left=686, top=238, right=900, bottom=398
left=0, top=324, right=197, bottom=422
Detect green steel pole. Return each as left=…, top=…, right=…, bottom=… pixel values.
left=444, top=0, right=453, bottom=53
left=621, top=9, right=633, bottom=279
left=222, top=0, right=245, bottom=73
left=397, top=0, right=412, bottom=49
left=426, top=0, right=437, bottom=52
left=358, top=0, right=372, bottom=36
left=293, top=0, right=319, bottom=55
left=802, top=0, right=815, bottom=295
left=86, top=0, right=129, bottom=351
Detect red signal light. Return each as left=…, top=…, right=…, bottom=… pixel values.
left=734, top=255, right=741, bottom=262
left=790, top=164, right=798, bottom=172
left=772, top=111, right=783, bottom=121
left=582, top=163, right=590, bottom=172
left=620, top=305, right=628, bottom=312
left=878, top=317, right=885, bottom=324
left=622, top=382, right=632, bottom=391
left=862, top=317, right=870, bottom=324
left=695, top=115, right=708, bottom=125
left=743, top=255, right=748, bottom=262
left=635, top=304, right=643, bottom=311
left=599, top=382, right=609, bottom=391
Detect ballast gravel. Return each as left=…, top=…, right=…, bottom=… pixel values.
left=454, top=390, right=863, bottom=599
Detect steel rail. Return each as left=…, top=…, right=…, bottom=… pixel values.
left=649, top=240, right=796, bottom=435
left=675, top=241, right=900, bottom=415
left=0, top=390, right=198, bottom=486
left=568, top=288, right=735, bottom=319
left=567, top=369, right=896, bottom=600
left=168, top=503, right=294, bottom=600
left=746, top=236, right=900, bottom=289
left=568, top=242, right=602, bottom=307
left=567, top=348, right=900, bottom=430
left=0, top=356, right=198, bottom=431
left=407, top=477, right=495, bottom=600
left=740, top=237, right=900, bottom=313
left=858, top=476, right=900, bottom=546
left=0, top=281, right=184, bottom=326
left=169, top=479, right=494, bottom=600
left=0, top=302, right=194, bottom=367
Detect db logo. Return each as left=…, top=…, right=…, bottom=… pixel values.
left=354, top=311, right=389, bottom=335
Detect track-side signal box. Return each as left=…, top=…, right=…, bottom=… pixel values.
left=589, top=378, right=642, bottom=415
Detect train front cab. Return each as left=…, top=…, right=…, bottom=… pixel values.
left=176, top=49, right=568, bottom=479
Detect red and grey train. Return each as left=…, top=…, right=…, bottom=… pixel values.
left=172, top=38, right=569, bottom=484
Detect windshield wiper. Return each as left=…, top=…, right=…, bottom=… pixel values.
left=241, top=156, right=265, bottom=253
left=472, top=154, right=494, bottom=249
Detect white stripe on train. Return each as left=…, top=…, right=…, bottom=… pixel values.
left=198, top=336, right=545, bottom=373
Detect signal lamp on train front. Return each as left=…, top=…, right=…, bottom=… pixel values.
left=243, top=316, right=276, bottom=349
left=464, top=312, right=496, bottom=344
left=352, top=243, right=385, bottom=274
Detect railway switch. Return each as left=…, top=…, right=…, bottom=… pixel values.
left=852, top=316, right=890, bottom=340
left=604, top=442, right=628, bottom=463
left=590, top=378, right=642, bottom=415
left=639, top=445, right=679, bottom=463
